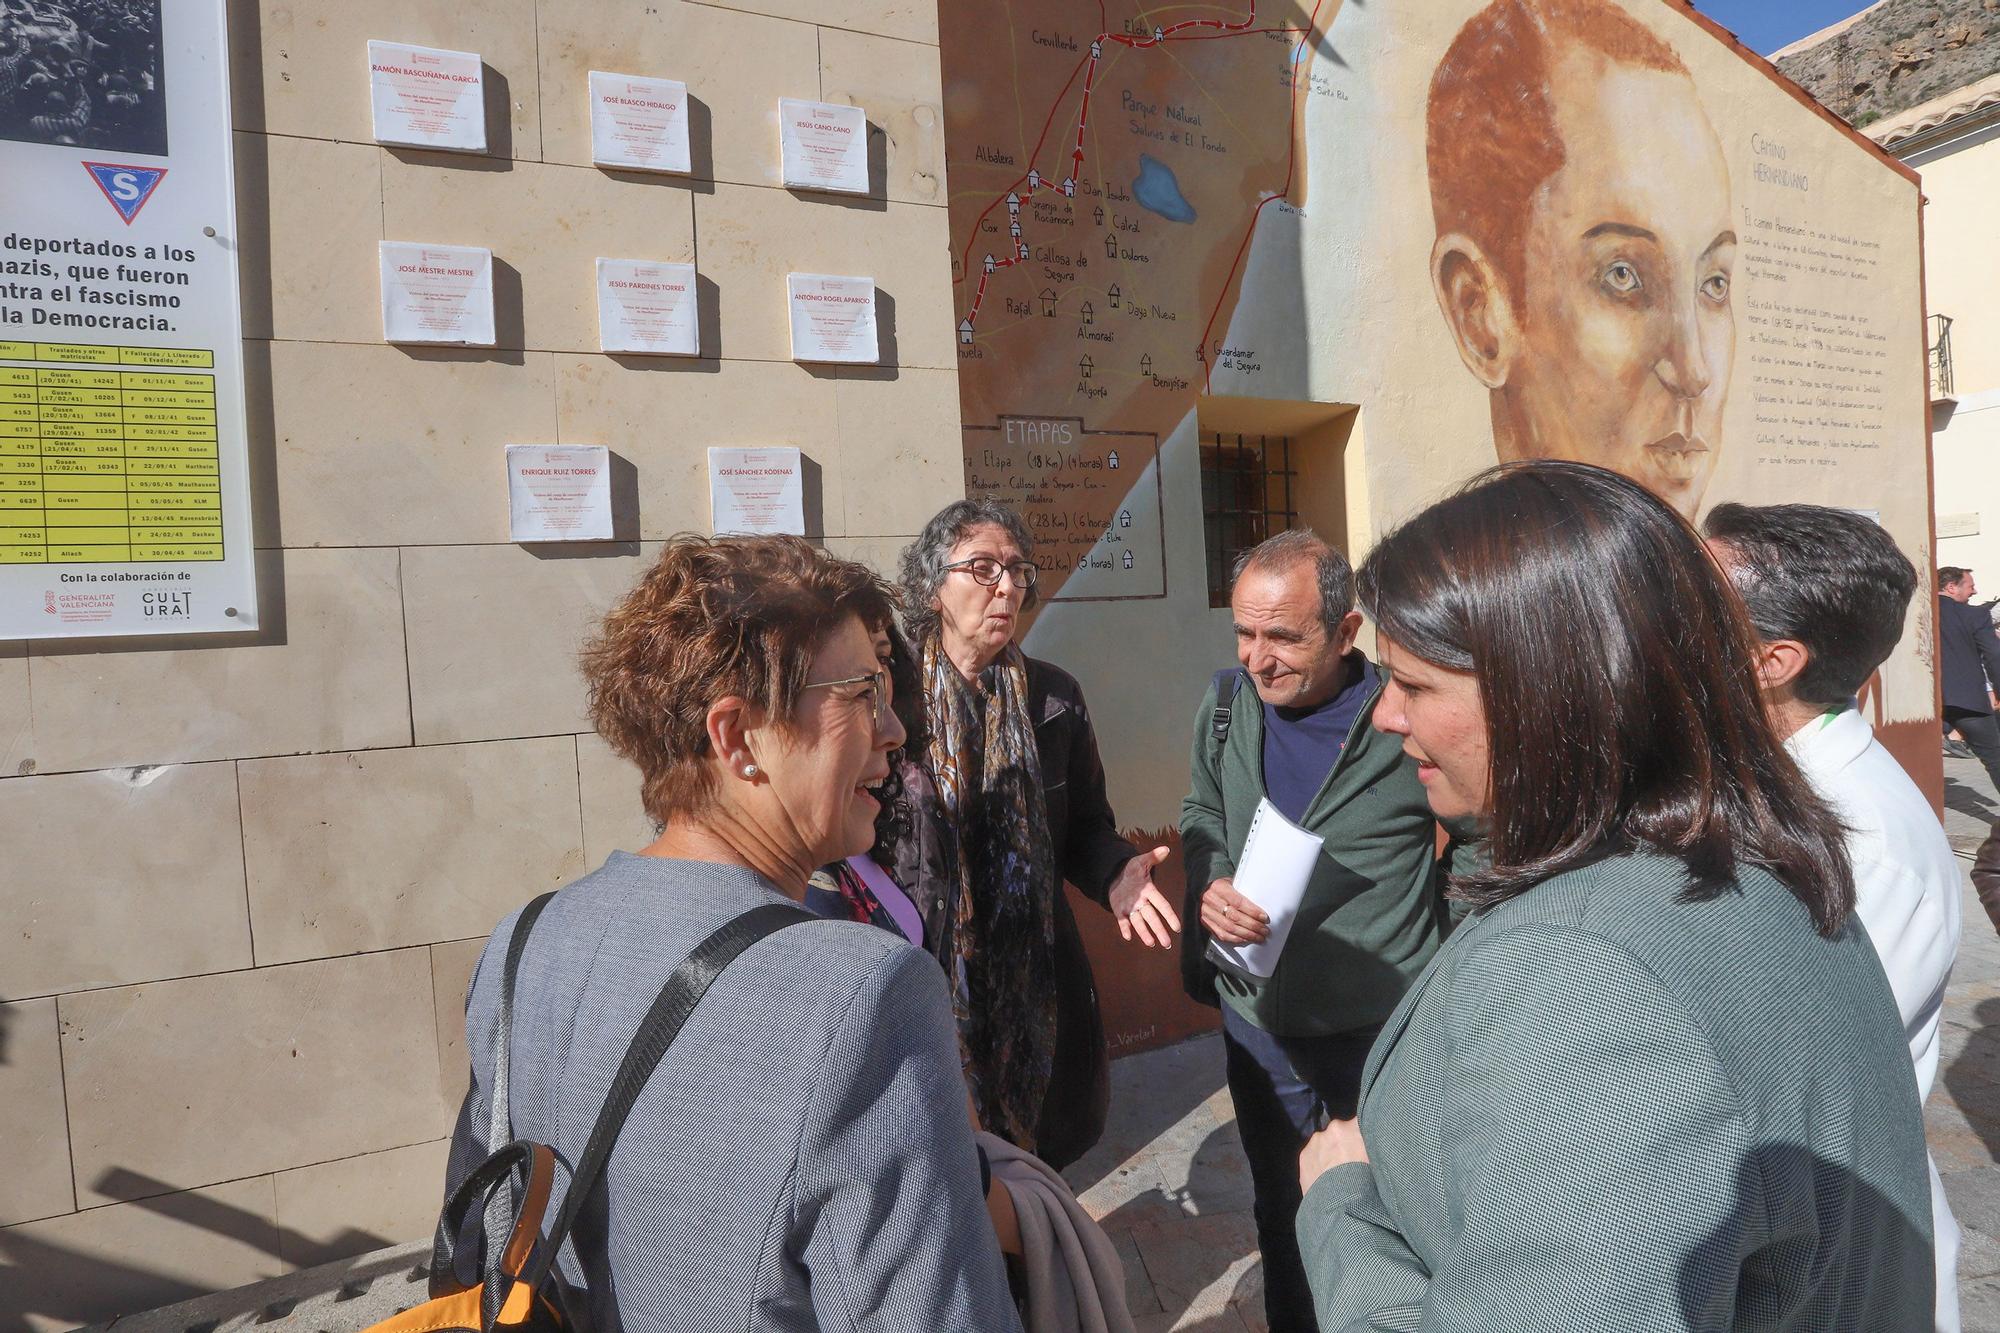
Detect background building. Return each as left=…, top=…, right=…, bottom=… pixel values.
left=0, top=0, right=1940, bottom=1324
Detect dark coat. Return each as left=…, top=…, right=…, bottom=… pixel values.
left=1025, top=657, right=1138, bottom=1168
left=1938, top=595, right=2000, bottom=715
left=877, top=655, right=1136, bottom=1170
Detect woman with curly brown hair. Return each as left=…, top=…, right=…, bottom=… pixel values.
left=444, top=534, right=1020, bottom=1331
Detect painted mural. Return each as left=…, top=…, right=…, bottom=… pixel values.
left=939, top=0, right=1934, bottom=834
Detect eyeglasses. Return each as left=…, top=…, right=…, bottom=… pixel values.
left=801, top=668, right=889, bottom=729
left=944, top=556, right=1038, bottom=589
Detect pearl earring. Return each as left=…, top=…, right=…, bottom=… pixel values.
left=741, top=763, right=760, bottom=779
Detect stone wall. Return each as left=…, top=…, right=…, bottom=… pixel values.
left=1776, top=0, right=2000, bottom=128
left=0, top=2, right=957, bottom=1325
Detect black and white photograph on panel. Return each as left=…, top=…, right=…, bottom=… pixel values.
left=0, top=0, right=167, bottom=156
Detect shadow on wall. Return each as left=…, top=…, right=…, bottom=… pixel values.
left=0, top=1168, right=392, bottom=1331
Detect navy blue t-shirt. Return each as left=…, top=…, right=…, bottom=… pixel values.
left=1260, top=654, right=1374, bottom=823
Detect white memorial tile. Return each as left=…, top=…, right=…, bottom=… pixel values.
left=369, top=41, right=486, bottom=152
left=787, top=273, right=877, bottom=364
left=507, top=445, right=613, bottom=542
left=709, top=447, right=804, bottom=536
left=589, top=72, right=692, bottom=174
left=380, top=242, right=496, bottom=346
left=779, top=99, right=868, bottom=195
left=597, top=259, right=700, bottom=357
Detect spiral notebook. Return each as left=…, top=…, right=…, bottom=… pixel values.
left=1206, top=797, right=1324, bottom=980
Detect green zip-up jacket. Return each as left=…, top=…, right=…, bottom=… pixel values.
left=1178, top=658, right=1450, bottom=1038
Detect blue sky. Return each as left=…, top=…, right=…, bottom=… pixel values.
left=1690, top=0, right=1873, bottom=54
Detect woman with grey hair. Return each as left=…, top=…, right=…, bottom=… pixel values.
left=876, top=498, right=1177, bottom=1170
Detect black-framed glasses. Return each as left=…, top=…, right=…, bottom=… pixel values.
left=944, top=556, right=1038, bottom=589
left=801, top=668, right=889, bottom=728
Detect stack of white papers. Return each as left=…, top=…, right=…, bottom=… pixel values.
left=1208, top=798, right=1323, bottom=979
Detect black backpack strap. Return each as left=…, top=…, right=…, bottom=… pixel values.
left=521, top=901, right=817, bottom=1292
left=1209, top=667, right=1246, bottom=749
left=488, top=891, right=556, bottom=1150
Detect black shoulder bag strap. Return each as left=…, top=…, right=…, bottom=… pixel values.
left=1208, top=666, right=1246, bottom=755
left=488, top=890, right=556, bottom=1150
left=519, top=900, right=817, bottom=1294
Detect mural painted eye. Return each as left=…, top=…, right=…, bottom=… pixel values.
left=1701, top=273, right=1731, bottom=303
left=1602, top=261, right=1642, bottom=294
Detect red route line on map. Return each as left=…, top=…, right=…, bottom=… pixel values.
left=1196, top=0, right=1327, bottom=390
left=958, top=5, right=1262, bottom=325
left=955, top=2, right=1326, bottom=390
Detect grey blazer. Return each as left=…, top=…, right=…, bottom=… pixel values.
left=1299, top=850, right=1933, bottom=1331
left=445, top=853, right=1021, bottom=1332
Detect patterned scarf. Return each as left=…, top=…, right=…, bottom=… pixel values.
left=921, top=635, right=1060, bottom=1150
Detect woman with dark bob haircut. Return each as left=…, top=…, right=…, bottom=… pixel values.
left=1295, top=463, right=1934, bottom=1330
left=444, top=535, right=1020, bottom=1330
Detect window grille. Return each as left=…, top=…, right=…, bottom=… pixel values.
left=1200, top=432, right=1298, bottom=609
left=1931, top=314, right=1954, bottom=401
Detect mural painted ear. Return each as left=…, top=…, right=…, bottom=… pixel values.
left=1430, top=233, right=1519, bottom=391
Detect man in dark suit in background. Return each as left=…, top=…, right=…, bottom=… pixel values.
left=1939, top=566, right=2000, bottom=791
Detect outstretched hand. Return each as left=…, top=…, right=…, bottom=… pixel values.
left=1108, top=846, right=1181, bottom=947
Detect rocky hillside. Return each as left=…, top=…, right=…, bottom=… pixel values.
left=1773, top=0, right=2000, bottom=127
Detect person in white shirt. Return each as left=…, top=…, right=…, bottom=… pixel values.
left=1706, top=502, right=1964, bottom=1330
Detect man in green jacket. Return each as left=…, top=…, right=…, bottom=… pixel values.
left=1179, top=529, right=1452, bottom=1333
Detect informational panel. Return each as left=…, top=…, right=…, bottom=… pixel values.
left=369, top=41, right=485, bottom=153
left=966, top=417, right=1163, bottom=601
left=709, top=446, right=804, bottom=535
left=507, top=444, right=612, bottom=542
left=779, top=99, right=869, bottom=194
left=786, top=273, right=877, bottom=363
left=0, top=0, right=256, bottom=638
left=380, top=242, right=495, bottom=346
left=597, top=259, right=698, bottom=356
left=589, top=72, right=691, bottom=174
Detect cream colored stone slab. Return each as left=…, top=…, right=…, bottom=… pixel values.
left=272, top=1139, right=452, bottom=1266
left=554, top=356, right=844, bottom=538
left=0, top=998, right=72, bottom=1227
left=235, top=134, right=383, bottom=345
left=27, top=548, right=410, bottom=773
left=834, top=368, right=963, bottom=535
left=63, top=949, right=446, bottom=1206
left=402, top=542, right=654, bottom=745
left=431, top=936, right=487, bottom=1109
left=241, top=738, right=586, bottom=965
left=819, top=27, right=945, bottom=206
left=0, top=1176, right=281, bottom=1331
left=692, top=185, right=957, bottom=368
left=232, top=0, right=540, bottom=156
left=577, top=731, right=655, bottom=864
left=734, top=0, right=938, bottom=44
left=536, top=0, right=819, bottom=185
left=1, top=764, right=250, bottom=999
left=381, top=157, right=695, bottom=354
left=270, top=342, right=557, bottom=548
left=0, top=641, right=28, bottom=777
left=822, top=535, right=917, bottom=582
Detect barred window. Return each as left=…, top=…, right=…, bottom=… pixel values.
left=1199, top=432, right=1297, bottom=609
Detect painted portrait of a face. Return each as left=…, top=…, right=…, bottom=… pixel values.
left=1426, top=0, right=1734, bottom=518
